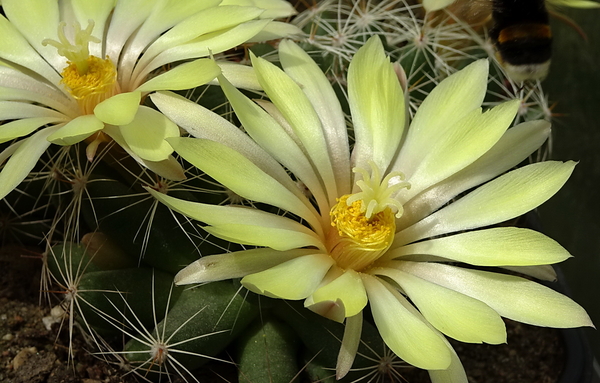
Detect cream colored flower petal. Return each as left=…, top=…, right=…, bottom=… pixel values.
left=167, top=136, right=322, bottom=232
left=0, top=16, right=62, bottom=87
left=218, top=73, right=329, bottom=214
left=113, top=0, right=219, bottom=90
left=136, top=59, right=220, bottom=93
left=221, top=0, right=298, bottom=18
left=119, top=106, right=178, bottom=162
left=306, top=269, right=368, bottom=321
left=213, top=62, right=261, bottom=91
left=135, top=6, right=266, bottom=80
left=349, top=36, right=405, bottom=173
left=242, top=253, right=334, bottom=300
left=422, top=0, right=457, bottom=12
left=151, top=92, right=310, bottom=208
left=428, top=343, right=468, bottom=383
left=174, top=248, right=313, bottom=285
left=0, top=67, right=76, bottom=115
left=387, top=227, right=570, bottom=266
left=47, top=114, right=104, bottom=145
left=2, top=0, right=63, bottom=71
left=0, top=117, right=61, bottom=144
left=245, top=22, right=302, bottom=42
left=398, top=120, right=551, bottom=228
left=102, top=124, right=185, bottom=181
left=0, top=125, right=59, bottom=200
left=395, top=161, right=576, bottom=246
left=392, top=60, right=488, bottom=179
left=148, top=188, right=319, bottom=246
left=205, top=223, right=322, bottom=251
left=252, top=52, right=338, bottom=203
left=279, top=39, right=351, bottom=197
left=105, top=0, right=158, bottom=65
left=402, top=100, right=520, bottom=200
left=336, top=312, right=362, bottom=379
left=372, top=267, right=506, bottom=344
left=139, top=156, right=186, bottom=182
left=0, top=101, right=66, bottom=120
left=396, top=261, right=593, bottom=328
left=362, top=274, right=452, bottom=370
left=94, top=92, right=141, bottom=126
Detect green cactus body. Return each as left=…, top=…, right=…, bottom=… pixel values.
left=77, top=267, right=180, bottom=335
left=236, top=317, right=299, bottom=383
left=124, top=280, right=259, bottom=374
left=82, top=178, right=203, bottom=274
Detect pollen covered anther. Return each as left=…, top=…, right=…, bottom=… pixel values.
left=327, top=162, right=410, bottom=271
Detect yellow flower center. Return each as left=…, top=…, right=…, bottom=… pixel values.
left=327, top=162, right=410, bottom=271
left=43, top=20, right=120, bottom=115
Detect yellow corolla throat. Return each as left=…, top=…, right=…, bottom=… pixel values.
left=328, top=162, right=410, bottom=271
left=43, top=20, right=120, bottom=115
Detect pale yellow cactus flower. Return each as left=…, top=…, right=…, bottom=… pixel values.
left=149, top=37, right=592, bottom=382
left=0, top=0, right=300, bottom=200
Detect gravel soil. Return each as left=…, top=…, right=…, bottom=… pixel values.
left=1, top=244, right=566, bottom=383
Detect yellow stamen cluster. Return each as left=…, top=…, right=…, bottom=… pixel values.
left=329, top=195, right=396, bottom=270
left=327, top=162, right=410, bottom=271
left=43, top=20, right=120, bottom=114
left=60, top=56, right=119, bottom=113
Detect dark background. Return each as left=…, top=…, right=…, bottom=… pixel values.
left=538, top=5, right=600, bottom=374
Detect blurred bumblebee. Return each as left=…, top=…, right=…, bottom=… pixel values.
left=490, top=0, right=552, bottom=82
left=437, top=0, right=599, bottom=82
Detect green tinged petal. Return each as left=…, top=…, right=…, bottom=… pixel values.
left=279, top=39, right=351, bottom=197
left=242, top=253, right=334, bottom=300
left=349, top=36, right=405, bottom=173
left=94, top=92, right=141, bottom=126
left=0, top=101, right=66, bottom=120
left=221, top=0, right=298, bottom=18
left=136, top=59, right=220, bottom=92
left=47, top=114, right=103, bottom=145
left=362, top=275, right=452, bottom=370
left=403, top=100, right=520, bottom=198
left=218, top=72, right=329, bottom=212
left=251, top=51, right=338, bottom=203
left=0, top=126, right=58, bottom=200
left=166, top=137, right=321, bottom=232
left=246, top=22, right=302, bottom=42
left=215, top=61, right=261, bottom=90
left=372, top=267, right=506, bottom=344
left=393, top=60, right=488, bottom=179
left=387, top=227, right=571, bottom=266
left=205, top=224, right=322, bottom=251
left=0, top=15, right=62, bottom=87
left=174, top=248, right=313, bottom=285
left=428, top=343, right=468, bottom=383
left=395, top=161, right=576, bottom=246
left=396, top=262, right=593, bottom=328
left=336, top=313, right=362, bottom=379
left=0, top=117, right=61, bottom=143
left=148, top=189, right=322, bottom=251
left=306, top=269, right=368, bottom=321
left=119, top=106, right=178, bottom=162
left=398, top=119, right=551, bottom=228
left=2, top=0, right=63, bottom=70
left=137, top=6, right=267, bottom=77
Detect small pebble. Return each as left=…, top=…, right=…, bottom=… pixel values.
left=11, top=347, right=37, bottom=370
left=2, top=333, right=13, bottom=341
